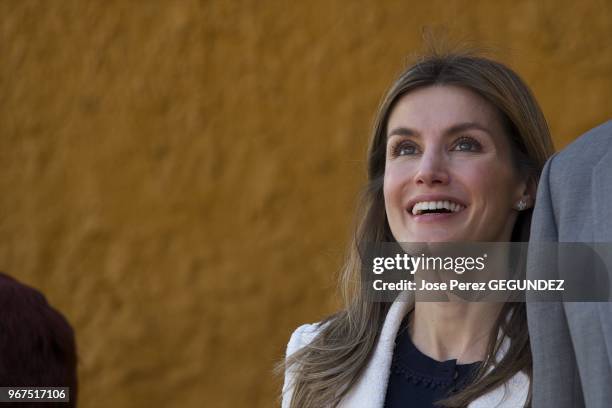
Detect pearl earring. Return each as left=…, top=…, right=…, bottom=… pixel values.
left=515, top=198, right=527, bottom=211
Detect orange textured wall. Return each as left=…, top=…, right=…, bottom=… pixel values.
left=1, top=1, right=610, bottom=407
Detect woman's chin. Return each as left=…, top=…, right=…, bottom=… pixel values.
left=398, top=231, right=465, bottom=243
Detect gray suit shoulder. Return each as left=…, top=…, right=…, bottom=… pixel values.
left=549, top=120, right=612, bottom=176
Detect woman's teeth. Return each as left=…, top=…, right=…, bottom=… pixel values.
left=411, top=200, right=465, bottom=216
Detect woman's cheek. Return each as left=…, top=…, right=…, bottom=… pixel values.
left=384, top=170, right=406, bottom=216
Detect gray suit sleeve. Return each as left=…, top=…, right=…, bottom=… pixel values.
left=527, top=155, right=585, bottom=408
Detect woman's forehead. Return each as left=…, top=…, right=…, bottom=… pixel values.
left=387, top=85, right=503, bottom=136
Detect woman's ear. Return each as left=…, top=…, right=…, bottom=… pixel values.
left=519, top=176, right=537, bottom=210
left=513, top=175, right=537, bottom=211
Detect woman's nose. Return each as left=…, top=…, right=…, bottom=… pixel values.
left=414, top=151, right=450, bottom=186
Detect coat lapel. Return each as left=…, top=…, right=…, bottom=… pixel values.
left=592, top=147, right=612, bottom=243
left=591, top=142, right=612, bottom=370
left=338, top=291, right=414, bottom=408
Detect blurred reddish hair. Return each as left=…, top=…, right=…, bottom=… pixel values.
left=0, top=272, right=77, bottom=407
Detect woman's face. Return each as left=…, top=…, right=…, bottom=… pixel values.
left=383, top=85, right=528, bottom=242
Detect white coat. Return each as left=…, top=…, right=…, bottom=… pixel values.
left=282, top=291, right=529, bottom=407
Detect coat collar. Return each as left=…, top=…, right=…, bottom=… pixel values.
left=338, top=291, right=413, bottom=407
left=337, top=291, right=529, bottom=408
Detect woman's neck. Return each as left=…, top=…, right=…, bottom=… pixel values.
left=409, top=301, right=503, bottom=364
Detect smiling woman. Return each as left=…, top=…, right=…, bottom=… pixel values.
left=279, top=52, right=554, bottom=408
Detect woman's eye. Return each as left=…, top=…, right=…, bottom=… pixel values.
left=392, top=142, right=418, bottom=156
left=452, top=137, right=482, bottom=152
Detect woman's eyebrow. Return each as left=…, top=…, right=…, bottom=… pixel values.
left=387, top=127, right=417, bottom=139
left=387, top=122, right=492, bottom=140
left=445, top=122, right=492, bottom=136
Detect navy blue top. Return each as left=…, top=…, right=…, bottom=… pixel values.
left=384, top=314, right=482, bottom=408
